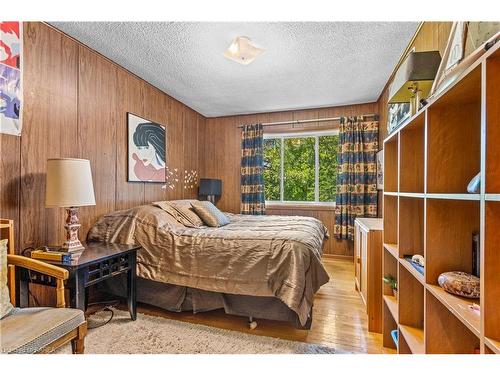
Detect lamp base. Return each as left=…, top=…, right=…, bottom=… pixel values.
left=61, top=207, right=85, bottom=253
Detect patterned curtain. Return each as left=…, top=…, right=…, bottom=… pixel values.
left=334, top=116, right=378, bottom=240
left=241, top=123, right=266, bottom=215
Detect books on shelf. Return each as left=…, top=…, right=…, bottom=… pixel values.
left=31, top=247, right=72, bottom=263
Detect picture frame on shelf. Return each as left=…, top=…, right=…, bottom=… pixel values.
left=387, top=102, right=411, bottom=134
left=376, top=150, right=384, bottom=190
left=430, top=22, right=500, bottom=100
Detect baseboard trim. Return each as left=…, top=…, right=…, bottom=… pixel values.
left=322, top=254, right=354, bottom=262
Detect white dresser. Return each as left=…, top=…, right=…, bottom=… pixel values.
left=354, top=217, right=383, bottom=333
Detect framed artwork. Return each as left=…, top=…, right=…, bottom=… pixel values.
left=444, top=22, right=467, bottom=71
left=464, top=22, right=500, bottom=57
left=376, top=150, right=384, bottom=190
left=387, top=102, right=411, bottom=134
left=0, top=21, right=22, bottom=136
left=127, top=112, right=167, bottom=182
left=431, top=22, right=500, bottom=99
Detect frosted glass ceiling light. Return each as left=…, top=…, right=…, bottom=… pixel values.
left=224, top=36, right=264, bottom=65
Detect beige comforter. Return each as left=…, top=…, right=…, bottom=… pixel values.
left=87, top=205, right=330, bottom=325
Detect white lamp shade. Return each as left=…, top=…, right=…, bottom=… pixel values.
left=46, top=158, right=96, bottom=208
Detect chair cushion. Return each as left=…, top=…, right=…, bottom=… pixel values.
left=0, top=239, right=14, bottom=319
left=191, top=201, right=230, bottom=227
left=0, top=307, right=85, bottom=353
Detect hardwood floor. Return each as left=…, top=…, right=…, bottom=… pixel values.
left=135, top=258, right=393, bottom=354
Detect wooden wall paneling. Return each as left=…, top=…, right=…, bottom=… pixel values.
left=77, top=46, right=118, bottom=239
left=292, top=108, right=319, bottom=131
left=196, top=113, right=206, bottom=197
left=216, top=116, right=241, bottom=213
left=182, top=108, right=200, bottom=199
left=114, top=71, right=146, bottom=210
left=163, top=99, right=184, bottom=201
left=20, top=23, right=79, bottom=249
left=143, top=85, right=170, bottom=203
left=0, top=134, right=20, bottom=251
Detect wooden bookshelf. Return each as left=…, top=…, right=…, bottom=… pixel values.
left=383, top=295, right=398, bottom=322
left=399, top=325, right=425, bottom=354
left=383, top=243, right=398, bottom=259
left=381, top=42, right=500, bottom=354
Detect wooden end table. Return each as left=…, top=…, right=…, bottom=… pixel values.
left=19, top=242, right=141, bottom=320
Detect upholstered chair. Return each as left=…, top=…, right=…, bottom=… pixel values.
left=0, top=220, right=87, bottom=354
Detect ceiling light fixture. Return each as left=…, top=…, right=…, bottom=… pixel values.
left=224, top=36, right=264, bottom=65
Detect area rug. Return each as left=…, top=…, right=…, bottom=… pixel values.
left=58, top=308, right=337, bottom=354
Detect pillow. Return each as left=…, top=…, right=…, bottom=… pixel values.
left=1, top=239, right=14, bottom=319
left=153, top=200, right=204, bottom=228
left=191, top=201, right=230, bottom=227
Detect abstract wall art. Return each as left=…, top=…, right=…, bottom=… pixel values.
left=127, top=112, right=167, bottom=182
left=0, top=21, right=22, bottom=136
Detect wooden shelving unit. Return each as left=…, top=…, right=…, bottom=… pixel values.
left=381, top=42, right=500, bottom=354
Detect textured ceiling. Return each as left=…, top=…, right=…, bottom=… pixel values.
left=51, top=22, right=419, bottom=117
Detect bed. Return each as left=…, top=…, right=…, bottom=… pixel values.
left=87, top=203, right=330, bottom=329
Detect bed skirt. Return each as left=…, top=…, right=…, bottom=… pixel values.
left=102, top=276, right=312, bottom=330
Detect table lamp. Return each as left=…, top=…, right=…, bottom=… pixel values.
left=46, top=158, right=96, bottom=252
left=198, top=178, right=222, bottom=205
left=389, top=50, right=441, bottom=115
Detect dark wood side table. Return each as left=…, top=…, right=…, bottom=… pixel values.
left=19, top=242, right=141, bottom=320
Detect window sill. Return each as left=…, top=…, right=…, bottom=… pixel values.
left=265, top=202, right=336, bottom=211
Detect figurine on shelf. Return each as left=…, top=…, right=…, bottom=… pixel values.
left=437, top=271, right=480, bottom=298
left=412, top=254, right=425, bottom=267
left=467, top=173, right=481, bottom=194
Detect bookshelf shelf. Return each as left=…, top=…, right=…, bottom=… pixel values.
left=485, top=194, right=500, bottom=201
left=383, top=295, right=398, bottom=322
left=383, top=243, right=398, bottom=259
left=485, top=337, right=500, bottom=354
left=399, top=325, right=425, bottom=354
left=426, top=193, right=480, bottom=201
left=383, top=191, right=398, bottom=196
left=426, top=284, right=480, bottom=337
left=381, top=41, right=499, bottom=354
left=400, top=258, right=424, bottom=285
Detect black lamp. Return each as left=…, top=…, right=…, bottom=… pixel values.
left=199, top=178, right=222, bottom=205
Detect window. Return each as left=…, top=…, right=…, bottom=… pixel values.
left=263, top=131, right=339, bottom=204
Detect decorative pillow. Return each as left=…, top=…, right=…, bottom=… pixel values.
left=437, top=271, right=480, bottom=299
left=153, top=200, right=204, bottom=228
left=1, top=239, right=14, bottom=319
left=191, top=201, right=230, bottom=227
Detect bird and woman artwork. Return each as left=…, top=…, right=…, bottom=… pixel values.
left=0, top=21, right=22, bottom=136
left=127, top=112, right=166, bottom=183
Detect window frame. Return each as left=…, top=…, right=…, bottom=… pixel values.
left=263, top=129, right=339, bottom=206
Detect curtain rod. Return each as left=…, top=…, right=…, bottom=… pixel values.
left=237, top=114, right=379, bottom=129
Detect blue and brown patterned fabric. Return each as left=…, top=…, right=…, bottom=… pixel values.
left=334, top=116, right=378, bottom=240
left=241, top=123, right=266, bottom=215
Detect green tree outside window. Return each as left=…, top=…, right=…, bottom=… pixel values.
left=263, top=134, right=338, bottom=203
